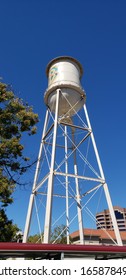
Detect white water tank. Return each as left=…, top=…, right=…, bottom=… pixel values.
left=44, top=56, right=86, bottom=117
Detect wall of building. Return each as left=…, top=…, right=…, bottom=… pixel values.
left=96, top=206, right=126, bottom=231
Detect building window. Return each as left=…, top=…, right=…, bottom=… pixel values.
left=114, top=210, right=123, bottom=220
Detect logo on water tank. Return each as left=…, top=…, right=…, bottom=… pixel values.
left=49, top=66, right=58, bottom=82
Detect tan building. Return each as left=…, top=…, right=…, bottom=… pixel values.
left=70, top=228, right=126, bottom=245
left=96, top=206, right=126, bottom=231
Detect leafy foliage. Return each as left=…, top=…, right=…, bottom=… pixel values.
left=0, top=209, right=19, bottom=241
left=50, top=224, right=68, bottom=244
left=28, top=234, right=43, bottom=243
left=27, top=225, right=71, bottom=244
left=0, top=81, right=39, bottom=240
left=0, top=82, right=39, bottom=206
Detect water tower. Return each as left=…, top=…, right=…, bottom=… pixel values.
left=23, top=56, right=122, bottom=245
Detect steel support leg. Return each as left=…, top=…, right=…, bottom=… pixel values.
left=43, top=89, right=60, bottom=243
left=65, top=126, right=70, bottom=244
left=84, top=104, right=122, bottom=246
left=72, top=131, right=84, bottom=244
left=23, top=110, right=49, bottom=243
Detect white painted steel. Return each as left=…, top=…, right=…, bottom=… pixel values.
left=23, top=110, right=49, bottom=243
left=23, top=57, right=123, bottom=247
left=84, top=104, right=123, bottom=246
left=44, top=56, right=86, bottom=116
left=74, top=163, right=84, bottom=244
left=103, top=183, right=123, bottom=246
left=74, top=164, right=84, bottom=244
left=54, top=171, right=105, bottom=183
left=64, top=126, right=69, bottom=244
left=72, top=132, right=84, bottom=244
left=43, top=89, right=60, bottom=243
left=47, top=59, right=82, bottom=88
left=46, top=88, right=85, bottom=117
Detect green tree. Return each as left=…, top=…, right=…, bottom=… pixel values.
left=0, top=81, right=39, bottom=241
left=50, top=224, right=68, bottom=244
left=28, top=234, right=43, bottom=243
left=0, top=209, right=19, bottom=241
left=27, top=225, right=71, bottom=244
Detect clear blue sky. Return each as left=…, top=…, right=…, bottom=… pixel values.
left=1, top=0, right=126, bottom=234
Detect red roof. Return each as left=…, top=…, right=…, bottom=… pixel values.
left=0, top=242, right=126, bottom=259
left=70, top=228, right=126, bottom=241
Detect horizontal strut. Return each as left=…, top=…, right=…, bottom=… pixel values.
left=54, top=171, right=105, bottom=183
left=59, top=121, right=91, bottom=132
